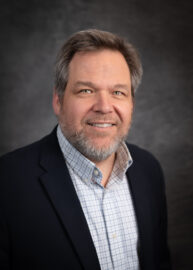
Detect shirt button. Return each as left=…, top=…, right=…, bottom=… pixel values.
left=112, top=233, right=117, bottom=239
left=94, top=169, right=99, bottom=176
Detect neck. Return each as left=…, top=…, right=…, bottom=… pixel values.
left=93, top=153, right=116, bottom=187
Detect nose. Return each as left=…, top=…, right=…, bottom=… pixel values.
left=92, top=91, right=113, bottom=114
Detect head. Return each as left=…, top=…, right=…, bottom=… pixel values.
left=53, top=29, right=143, bottom=162
left=55, top=29, right=142, bottom=100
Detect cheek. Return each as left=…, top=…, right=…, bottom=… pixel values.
left=115, top=103, right=133, bottom=124
left=61, top=101, right=88, bottom=126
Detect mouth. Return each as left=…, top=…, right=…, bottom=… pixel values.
left=87, top=119, right=116, bottom=128
left=88, top=123, right=115, bottom=128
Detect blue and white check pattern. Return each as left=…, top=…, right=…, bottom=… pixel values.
left=57, top=126, right=140, bottom=270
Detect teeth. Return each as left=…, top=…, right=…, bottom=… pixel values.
left=90, top=123, right=113, bottom=127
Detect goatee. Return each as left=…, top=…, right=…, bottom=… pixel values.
left=61, top=128, right=126, bottom=162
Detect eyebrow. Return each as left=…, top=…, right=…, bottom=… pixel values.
left=74, top=81, right=96, bottom=88
left=74, top=81, right=130, bottom=92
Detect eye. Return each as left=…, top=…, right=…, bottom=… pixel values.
left=113, top=90, right=125, bottom=96
left=80, top=89, right=93, bottom=94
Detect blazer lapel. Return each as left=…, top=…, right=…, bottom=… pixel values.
left=126, top=162, right=157, bottom=269
left=39, top=131, right=101, bottom=270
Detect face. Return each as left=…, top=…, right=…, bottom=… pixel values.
left=53, top=49, right=133, bottom=162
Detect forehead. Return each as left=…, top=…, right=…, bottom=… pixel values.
left=68, top=49, right=131, bottom=85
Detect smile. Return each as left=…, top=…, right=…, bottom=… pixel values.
left=88, top=123, right=115, bottom=128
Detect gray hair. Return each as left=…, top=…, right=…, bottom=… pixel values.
left=55, top=29, right=143, bottom=99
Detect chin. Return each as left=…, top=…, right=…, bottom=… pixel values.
left=90, top=138, right=114, bottom=147
left=71, top=135, right=123, bottom=162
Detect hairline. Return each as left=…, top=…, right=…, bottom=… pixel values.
left=57, top=47, right=134, bottom=101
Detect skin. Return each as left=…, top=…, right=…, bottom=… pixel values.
left=53, top=49, right=133, bottom=186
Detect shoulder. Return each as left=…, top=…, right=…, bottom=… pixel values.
left=0, top=136, right=45, bottom=164
left=127, top=143, right=161, bottom=168
left=127, top=143, right=164, bottom=186
left=126, top=144, right=167, bottom=210
left=0, top=128, right=57, bottom=172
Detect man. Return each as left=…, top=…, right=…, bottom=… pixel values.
left=0, top=29, right=171, bottom=270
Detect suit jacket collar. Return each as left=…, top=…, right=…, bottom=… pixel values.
left=126, top=155, right=157, bottom=269
left=38, top=129, right=101, bottom=270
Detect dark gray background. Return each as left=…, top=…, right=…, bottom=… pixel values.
left=0, top=0, right=193, bottom=269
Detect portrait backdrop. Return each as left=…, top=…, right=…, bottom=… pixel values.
left=0, top=0, right=193, bottom=269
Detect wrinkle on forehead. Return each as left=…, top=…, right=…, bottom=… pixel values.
left=68, top=49, right=131, bottom=90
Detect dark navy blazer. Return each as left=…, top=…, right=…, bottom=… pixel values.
left=0, top=128, right=171, bottom=270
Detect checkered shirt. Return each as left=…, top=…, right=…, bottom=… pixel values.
left=57, top=126, right=140, bottom=270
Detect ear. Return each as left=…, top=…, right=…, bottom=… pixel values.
left=52, top=90, right=61, bottom=116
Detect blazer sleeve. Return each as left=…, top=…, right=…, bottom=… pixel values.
left=159, top=166, right=172, bottom=270
left=0, top=208, right=10, bottom=270
left=0, top=157, right=10, bottom=270
left=147, top=149, right=171, bottom=270
left=145, top=148, right=172, bottom=269
left=128, top=144, right=172, bottom=270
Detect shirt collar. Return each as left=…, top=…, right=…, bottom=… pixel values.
left=57, top=125, right=133, bottom=187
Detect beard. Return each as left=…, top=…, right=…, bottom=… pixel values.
left=60, top=122, right=128, bottom=162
